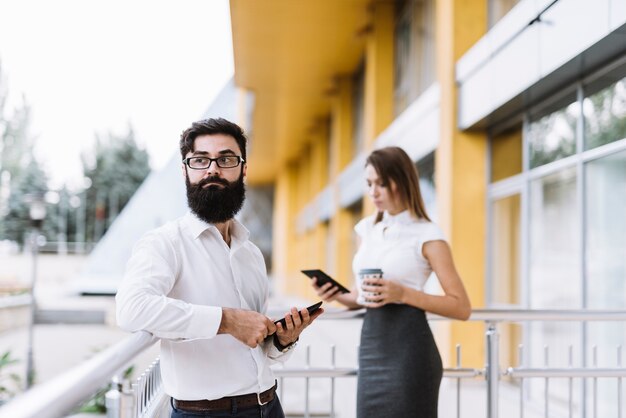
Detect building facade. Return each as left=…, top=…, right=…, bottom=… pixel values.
left=228, top=2, right=625, bottom=409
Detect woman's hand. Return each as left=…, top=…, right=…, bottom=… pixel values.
left=312, top=277, right=343, bottom=302
left=361, top=277, right=405, bottom=308
left=311, top=277, right=362, bottom=309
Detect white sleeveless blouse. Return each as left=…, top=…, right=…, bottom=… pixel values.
left=352, top=210, right=445, bottom=291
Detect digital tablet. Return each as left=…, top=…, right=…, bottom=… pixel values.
left=274, top=301, right=323, bottom=327
left=301, top=269, right=351, bottom=294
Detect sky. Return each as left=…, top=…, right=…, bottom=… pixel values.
left=0, top=0, right=234, bottom=190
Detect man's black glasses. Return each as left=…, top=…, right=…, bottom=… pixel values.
left=183, top=156, right=245, bottom=170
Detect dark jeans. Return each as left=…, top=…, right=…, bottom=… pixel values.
left=170, top=396, right=285, bottom=418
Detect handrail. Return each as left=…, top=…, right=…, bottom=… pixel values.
left=313, top=308, right=626, bottom=322
left=271, top=365, right=482, bottom=379
left=507, top=367, right=626, bottom=378
left=466, top=308, right=626, bottom=321
left=2, top=308, right=626, bottom=418
left=0, top=331, right=156, bottom=418
left=0, top=293, right=32, bottom=309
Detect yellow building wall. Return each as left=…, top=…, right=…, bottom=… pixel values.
left=272, top=163, right=299, bottom=296
left=436, top=0, right=488, bottom=367
left=362, top=0, right=394, bottom=217
left=270, top=0, right=493, bottom=369
left=363, top=0, right=394, bottom=149
left=491, top=127, right=523, bottom=182
left=330, top=77, right=357, bottom=291
left=309, top=126, right=330, bottom=300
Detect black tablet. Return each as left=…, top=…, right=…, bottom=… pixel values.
left=274, top=301, right=323, bottom=327
left=301, top=269, right=351, bottom=294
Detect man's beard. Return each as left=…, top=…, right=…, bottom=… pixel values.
left=185, top=172, right=246, bottom=224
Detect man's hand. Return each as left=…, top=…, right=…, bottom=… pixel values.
left=275, top=306, right=324, bottom=346
left=218, top=308, right=277, bottom=348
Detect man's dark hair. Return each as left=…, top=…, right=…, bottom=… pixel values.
left=179, top=118, right=247, bottom=161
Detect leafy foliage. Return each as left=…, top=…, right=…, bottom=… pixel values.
left=528, top=104, right=577, bottom=168
left=81, top=125, right=150, bottom=242
left=0, top=59, right=150, bottom=247
left=0, top=350, right=22, bottom=404
left=0, top=61, right=52, bottom=245
left=584, top=79, right=626, bottom=149
left=78, top=365, right=134, bottom=414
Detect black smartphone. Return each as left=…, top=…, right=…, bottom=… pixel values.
left=301, top=269, right=350, bottom=294
left=274, top=301, right=323, bottom=327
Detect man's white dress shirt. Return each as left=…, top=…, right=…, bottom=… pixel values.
left=116, top=212, right=290, bottom=401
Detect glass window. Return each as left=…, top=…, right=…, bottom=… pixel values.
left=528, top=167, right=582, bottom=400
left=488, top=58, right=626, bottom=414
left=528, top=98, right=579, bottom=168
left=529, top=167, right=580, bottom=308
left=393, top=0, right=435, bottom=115
left=585, top=150, right=626, bottom=308
left=583, top=75, right=626, bottom=150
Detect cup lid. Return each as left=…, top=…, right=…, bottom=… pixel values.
left=358, top=268, right=383, bottom=274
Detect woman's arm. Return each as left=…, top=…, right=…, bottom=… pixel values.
left=361, top=240, right=471, bottom=320
left=310, top=235, right=363, bottom=309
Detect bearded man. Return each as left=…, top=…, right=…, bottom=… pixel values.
left=116, top=118, right=322, bottom=418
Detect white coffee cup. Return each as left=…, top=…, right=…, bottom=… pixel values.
left=357, top=268, right=383, bottom=305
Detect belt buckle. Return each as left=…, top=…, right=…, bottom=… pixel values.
left=257, top=391, right=269, bottom=406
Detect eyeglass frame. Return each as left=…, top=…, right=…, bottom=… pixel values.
left=182, top=155, right=245, bottom=170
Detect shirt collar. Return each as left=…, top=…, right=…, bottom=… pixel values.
left=184, top=211, right=250, bottom=243
left=381, top=209, right=414, bottom=226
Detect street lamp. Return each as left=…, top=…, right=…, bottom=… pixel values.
left=23, top=192, right=46, bottom=389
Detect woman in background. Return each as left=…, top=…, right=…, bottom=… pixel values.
left=311, top=146, right=471, bottom=418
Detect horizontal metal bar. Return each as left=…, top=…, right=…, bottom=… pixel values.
left=35, top=309, right=106, bottom=324
left=466, top=309, right=626, bottom=322
left=272, top=366, right=483, bottom=379
left=273, top=367, right=357, bottom=378
left=444, top=368, right=484, bottom=378
left=310, top=308, right=626, bottom=322
left=0, top=331, right=157, bottom=418
left=507, top=367, right=626, bottom=378
left=0, top=293, right=32, bottom=309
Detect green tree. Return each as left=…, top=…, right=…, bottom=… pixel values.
left=0, top=60, right=51, bottom=245
left=0, top=61, right=35, bottom=179
left=1, top=158, right=51, bottom=244
left=0, top=350, right=21, bottom=405
left=82, top=124, right=150, bottom=242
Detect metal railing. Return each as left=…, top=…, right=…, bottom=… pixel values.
left=0, top=331, right=156, bottom=418
left=0, top=309, right=625, bottom=418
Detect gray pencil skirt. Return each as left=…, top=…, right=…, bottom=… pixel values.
left=356, top=304, right=443, bottom=418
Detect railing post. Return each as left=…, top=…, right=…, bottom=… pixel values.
left=106, top=377, right=122, bottom=418
left=105, top=376, right=135, bottom=418
left=486, top=321, right=499, bottom=418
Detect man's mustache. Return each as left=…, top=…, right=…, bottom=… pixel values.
left=197, top=176, right=230, bottom=188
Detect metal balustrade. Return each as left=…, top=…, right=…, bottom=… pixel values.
left=0, top=309, right=625, bottom=418
left=131, top=359, right=169, bottom=418
left=0, top=331, right=156, bottom=418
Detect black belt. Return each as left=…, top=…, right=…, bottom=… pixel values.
left=173, top=382, right=276, bottom=412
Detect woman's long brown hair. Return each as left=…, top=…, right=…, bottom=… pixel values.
left=365, top=146, right=431, bottom=223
